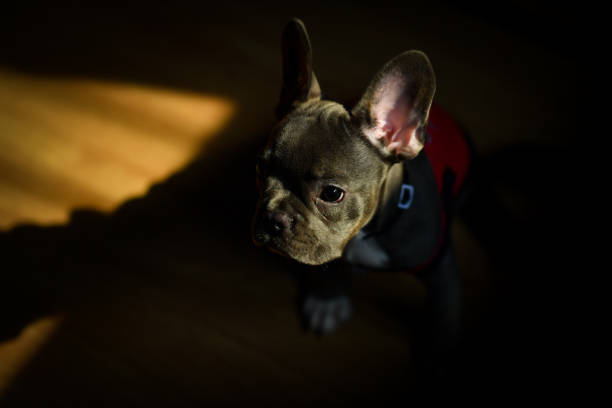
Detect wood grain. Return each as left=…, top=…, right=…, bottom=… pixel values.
left=0, top=69, right=234, bottom=228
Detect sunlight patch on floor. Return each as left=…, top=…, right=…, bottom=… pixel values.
left=0, top=69, right=236, bottom=228
left=0, top=315, right=64, bottom=397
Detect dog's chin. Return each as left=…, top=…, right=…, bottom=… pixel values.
left=251, top=224, right=340, bottom=265
left=268, top=242, right=339, bottom=266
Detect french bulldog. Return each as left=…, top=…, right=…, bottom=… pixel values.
left=252, top=18, right=470, bottom=373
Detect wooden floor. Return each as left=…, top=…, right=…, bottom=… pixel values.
left=0, top=69, right=234, bottom=228
left=0, top=2, right=577, bottom=406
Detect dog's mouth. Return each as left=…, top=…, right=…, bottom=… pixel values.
left=252, top=225, right=305, bottom=262
left=251, top=227, right=289, bottom=255
left=253, top=233, right=303, bottom=265
left=251, top=209, right=338, bottom=265
left=257, top=235, right=336, bottom=266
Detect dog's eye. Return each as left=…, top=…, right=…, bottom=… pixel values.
left=320, top=186, right=345, bottom=203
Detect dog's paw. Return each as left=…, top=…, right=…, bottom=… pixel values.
left=301, top=295, right=352, bottom=334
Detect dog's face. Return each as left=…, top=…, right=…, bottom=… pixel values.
left=253, top=100, right=386, bottom=264
left=252, top=19, right=436, bottom=265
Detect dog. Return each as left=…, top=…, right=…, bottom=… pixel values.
left=252, top=18, right=471, bottom=374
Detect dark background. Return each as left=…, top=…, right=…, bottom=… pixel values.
left=0, top=1, right=580, bottom=405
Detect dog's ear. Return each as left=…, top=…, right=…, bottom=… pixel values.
left=352, top=51, right=436, bottom=161
left=276, top=18, right=322, bottom=119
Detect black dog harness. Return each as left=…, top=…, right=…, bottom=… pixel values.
left=363, top=104, right=472, bottom=273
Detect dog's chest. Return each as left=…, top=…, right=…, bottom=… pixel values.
left=343, top=153, right=442, bottom=270
left=343, top=104, right=472, bottom=271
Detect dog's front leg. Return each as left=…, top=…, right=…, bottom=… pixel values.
left=296, top=261, right=353, bottom=334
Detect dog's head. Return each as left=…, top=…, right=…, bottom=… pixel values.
left=252, top=19, right=436, bottom=265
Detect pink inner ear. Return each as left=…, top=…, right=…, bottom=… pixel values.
left=385, top=123, right=419, bottom=155
left=365, top=76, right=422, bottom=157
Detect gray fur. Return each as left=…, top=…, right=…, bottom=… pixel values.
left=253, top=19, right=436, bottom=266
left=252, top=19, right=460, bottom=373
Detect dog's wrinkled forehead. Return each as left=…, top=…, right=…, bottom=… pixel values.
left=268, top=100, right=373, bottom=179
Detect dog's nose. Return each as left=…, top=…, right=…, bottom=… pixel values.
left=265, top=211, right=292, bottom=235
